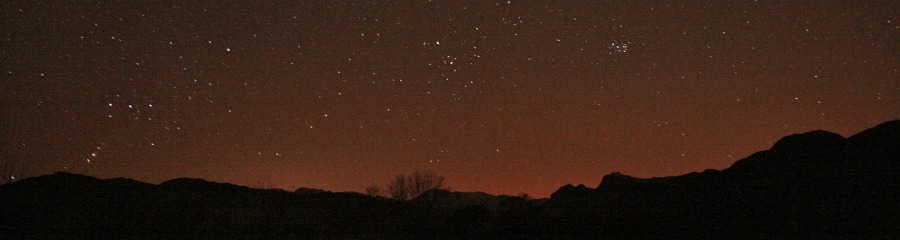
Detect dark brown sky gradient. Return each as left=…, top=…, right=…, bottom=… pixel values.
left=2, top=1, right=897, bottom=197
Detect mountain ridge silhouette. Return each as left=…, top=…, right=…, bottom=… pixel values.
left=1, top=119, right=897, bottom=238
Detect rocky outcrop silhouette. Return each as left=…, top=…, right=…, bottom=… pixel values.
left=544, top=120, right=900, bottom=238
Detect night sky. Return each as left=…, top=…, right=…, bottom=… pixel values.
left=2, top=1, right=897, bottom=197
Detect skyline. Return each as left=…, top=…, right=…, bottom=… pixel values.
left=2, top=1, right=897, bottom=197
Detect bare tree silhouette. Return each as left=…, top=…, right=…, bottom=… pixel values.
left=409, top=170, right=445, bottom=198
left=365, top=185, right=383, bottom=197
left=386, top=170, right=446, bottom=200
left=251, top=177, right=276, bottom=189
left=388, top=175, right=409, bottom=200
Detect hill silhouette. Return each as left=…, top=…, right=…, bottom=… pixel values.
left=1, top=120, right=898, bottom=239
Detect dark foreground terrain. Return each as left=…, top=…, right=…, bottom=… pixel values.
left=2, top=120, right=898, bottom=239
